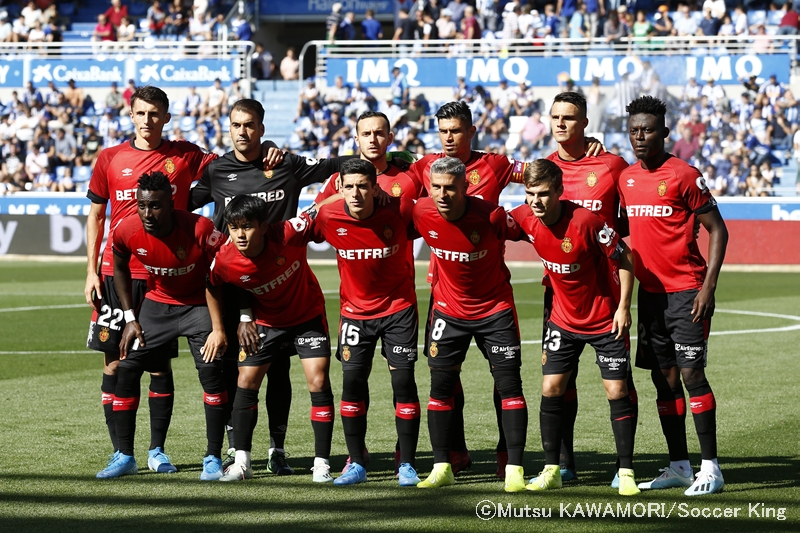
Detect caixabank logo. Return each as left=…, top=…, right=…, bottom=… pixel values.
left=137, top=62, right=233, bottom=85
left=31, top=62, right=123, bottom=84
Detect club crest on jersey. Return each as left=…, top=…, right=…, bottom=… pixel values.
left=99, top=327, right=110, bottom=343
left=264, top=170, right=274, bottom=179
left=561, top=237, right=573, bottom=253
left=429, top=342, right=438, bottom=357
left=239, top=348, right=247, bottom=362
left=342, top=345, right=351, bottom=361
left=586, top=171, right=598, bottom=187
left=175, top=246, right=186, bottom=260
left=468, top=170, right=481, bottom=185
left=470, top=230, right=481, bottom=245
left=391, top=182, right=402, bottom=197
left=276, top=255, right=286, bottom=266
left=657, top=180, right=667, bottom=196
left=383, top=225, right=394, bottom=240
left=164, top=158, right=176, bottom=174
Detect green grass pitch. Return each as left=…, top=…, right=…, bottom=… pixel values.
left=0, top=260, right=798, bottom=532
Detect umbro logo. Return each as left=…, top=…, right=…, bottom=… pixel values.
left=336, top=228, right=347, bottom=236
left=627, top=179, right=635, bottom=187
left=428, top=230, right=438, bottom=239
left=122, top=168, right=133, bottom=177
left=240, top=275, right=250, bottom=282
left=227, top=174, right=238, bottom=181
left=398, top=407, right=417, bottom=415
left=341, top=405, right=360, bottom=413
left=136, top=248, right=147, bottom=256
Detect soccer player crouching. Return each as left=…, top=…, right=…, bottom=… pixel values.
left=413, top=157, right=529, bottom=492
left=206, top=195, right=336, bottom=483
left=510, top=160, right=639, bottom=496
left=97, top=171, right=228, bottom=480
left=312, top=159, right=422, bottom=487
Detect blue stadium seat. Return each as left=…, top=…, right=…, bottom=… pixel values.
left=129, top=2, right=148, bottom=17
left=220, top=116, right=230, bottom=132
left=56, top=166, right=67, bottom=180
left=767, top=9, right=784, bottom=26
left=747, top=10, right=767, bottom=26
left=118, top=116, right=134, bottom=134
left=73, top=166, right=92, bottom=182
left=80, top=116, right=99, bottom=128
left=60, top=3, right=75, bottom=17
left=179, top=116, right=197, bottom=132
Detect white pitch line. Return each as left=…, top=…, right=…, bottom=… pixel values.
left=0, top=303, right=86, bottom=313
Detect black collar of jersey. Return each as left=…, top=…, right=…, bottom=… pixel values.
left=128, top=138, right=165, bottom=152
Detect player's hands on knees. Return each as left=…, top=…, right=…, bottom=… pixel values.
left=119, top=322, right=144, bottom=360
left=262, top=147, right=285, bottom=170
left=85, top=272, right=102, bottom=310
left=374, top=184, right=391, bottom=206
left=611, top=307, right=632, bottom=340
left=201, top=330, right=227, bottom=363
left=238, top=321, right=259, bottom=356
left=584, top=137, right=607, bottom=157
left=691, top=287, right=715, bottom=323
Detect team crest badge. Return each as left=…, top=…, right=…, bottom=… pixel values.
left=542, top=351, right=547, bottom=365
left=164, top=158, right=175, bottom=174
left=383, top=225, right=394, bottom=240
left=391, top=182, right=402, bottom=197
left=468, top=170, right=481, bottom=185
left=657, top=180, right=667, bottom=196
left=264, top=170, right=274, bottom=179
left=561, top=237, right=573, bottom=253
left=276, top=255, right=286, bottom=266
left=470, top=231, right=481, bottom=245
left=429, top=342, right=438, bottom=357
left=586, top=171, right=598, bottom=187
left=175, top=246, right=186, bottom=260
left=342, top=345, right=351, bottom=361
left=239, top=348, right=247, bottom=362
left=99, top=327, right=110, bottom=343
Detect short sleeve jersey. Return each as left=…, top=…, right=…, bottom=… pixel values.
left=512, top=202, right=623, bottom=335
left=413, top=197, right=525, bottom=320
left=313, top=197, right=416, bottom=319
left=190, top=152, right=345, bottom=230
left=208, top=214, right=325, bottom=328
left=546, top=151, right=629, bottom=227
left=112, top=210, right=224, bottom=306
left=618, top=155, right=716, bottom=293
left=88, top=139, right=217, bottom=278
left=314, top=162, right=423, bottom=203
left=408, top=151, right=526, bottom=204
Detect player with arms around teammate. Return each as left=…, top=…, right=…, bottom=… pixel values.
left=413, top=157, right=529, bottom=492
left=206, top=195, right=336, bottom=483
left=511, top=159, right=639, bottom=496
left=542, top=90, right=637, bottom=485
left=312, top=159, right=422, bottom=487
left=621, top=96, right=728, bottom=496
left=85, top=85, right=218, bottom=474
left=97, top=172, right=228, bottom=480
left=189, top=98, right=344, bottom=476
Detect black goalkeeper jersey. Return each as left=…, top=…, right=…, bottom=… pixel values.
left=189, top=151, right=345, bottom=228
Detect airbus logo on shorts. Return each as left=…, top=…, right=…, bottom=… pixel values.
left=675, top=343, right=703, bottom=352
left=392, top=346, right=416, bottom=355
left=598, top=355, right=627, bottom=364
left=297, top=336, right=326, bottom=348
left=136, top=248, right=147, bottom=256
left=336, top=228, right=348, bottom=236
left=122, top=168, right=133, bottom=177
left=227, top=174, right=238, bottom=181
left=428, top=230, right=438, bottom=239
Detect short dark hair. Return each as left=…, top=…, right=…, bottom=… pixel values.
left=356, top=110, right=391, bottom=134
left=229, top=98, right=265, bottom=124
left=435, top=101, right=473, bottom=129
left=626, top=95, right=667, bottom=129
left=130, top=85, right=170, bottom=113
left=138, top=171, right=172, bottom=195
left=552, top=91, right=587, bottom=117
left=340, top=158, right=377, bottom=185
left=224, top=194, right=269, bottom=226
left=523, top=159, right=563, bottom=190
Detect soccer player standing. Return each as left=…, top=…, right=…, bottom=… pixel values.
left=413, top=157, right=529, bottom=492
left=207, top=195, right=335, bottom=483
left=620, top=96, right=728, bottom=496
left=312, top=159, right=422, bottom=487
left=511, top=159, right=639, bottom=496
left=96, top=172, right=227, bottom=480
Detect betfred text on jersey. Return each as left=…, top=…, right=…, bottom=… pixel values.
left=540, top=259, right=581, bottom=274
left=625, top=205, right=674, bottom=217
left=430, top=247, right=488, bottom=262
left=337, top=244, right=400, bottom=260
left=143, top=263, right=196, bottom=276
left=224, top=190, right=285, bottom=205
left=569, top=199, right=603, bottom=212
left=247, top=261, right=301, bottom=295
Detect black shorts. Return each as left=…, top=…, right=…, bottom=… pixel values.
left=87, top=276, right=147, bottom=353
left=635, top=287, right=710, bottom=370
left=336, top=305, right=418, bottom=370
left=425, top=308, right=521, bottom=370
left=542, top=320, right=630, bottom=381
left=128, top=300, right=214, bottom=369
left=240, top=314, right=331, bottom=367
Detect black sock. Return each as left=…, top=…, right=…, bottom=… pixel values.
left=560, top=373, right=578, bottom=470
left=493, top=385, right=507, bottom=453
left=617, top=371, right=639, bottom=471
left=609, top=397, right=635, bottom=469
left=341, top=369, right=369, bottom=466
left=448, top=378, right=467, bottom=453
left=232, top=387, right=259, bottom=453
left=310, top=389, right=334, bottom=459
left=266, top=356, right=291, bottom=450
left=540, top=395, right=564, bottom=466
left=654, top=375, right=689, bottom=462
left=101, top=373, right=118, bottom=452
left=148, top=372, right=174, bottom=451
left=686, top=380, right=717, bottom=460
left=114, top=366, right=143, bottom=456
left=500, top=395, right=527, bottom=466
left=391, top=368, right=420, bottom=466
left=428, top=368, right=459, bottom=463
left=203, top=390, right=228, bottom=458
left=222, top=356, right=239, bottom=450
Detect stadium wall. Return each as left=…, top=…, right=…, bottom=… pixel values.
left=1, top=194, right=798, bottom=264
